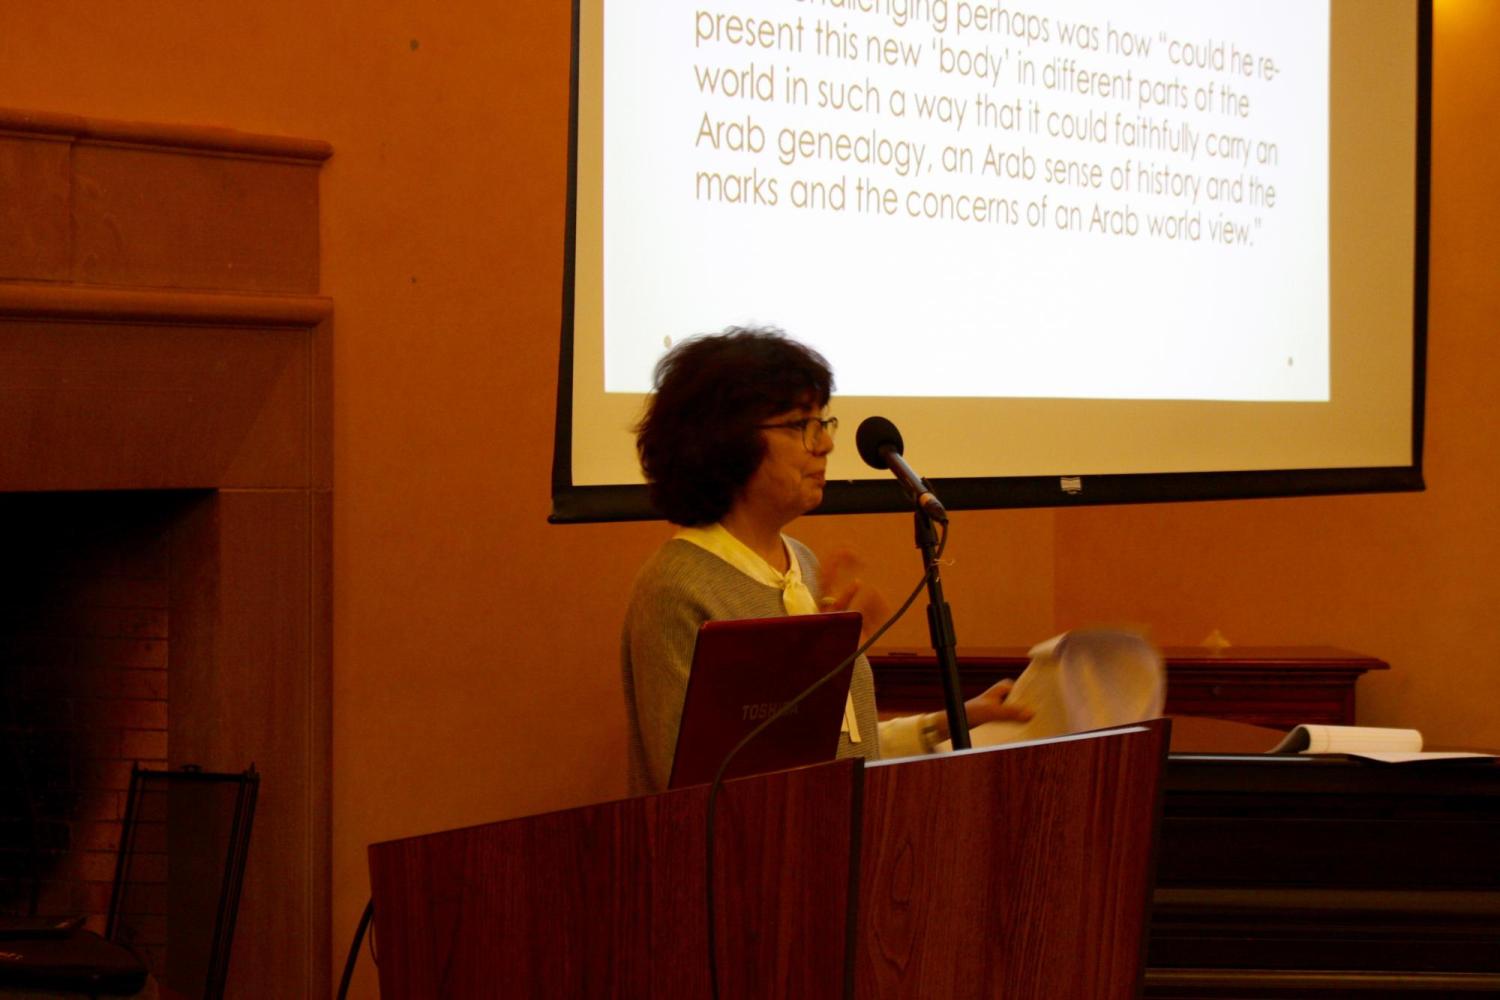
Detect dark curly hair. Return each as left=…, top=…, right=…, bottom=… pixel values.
left=636, top=328, right=834, bottom=525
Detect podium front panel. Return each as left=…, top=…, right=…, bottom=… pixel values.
left=856, top=723, right=1168, bottom=1000
left=368, top=758, right=861, bottom=999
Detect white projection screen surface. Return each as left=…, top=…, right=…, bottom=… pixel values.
left=552, top=0, right=1429, bottom=522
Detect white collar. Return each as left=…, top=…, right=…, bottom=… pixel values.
left=675, top=523, right=819, bottom=615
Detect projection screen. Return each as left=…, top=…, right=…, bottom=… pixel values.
left=552, top=0, right=1429, bottom=522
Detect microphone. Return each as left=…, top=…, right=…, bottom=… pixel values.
left=855, top=416, right=948, bottom=523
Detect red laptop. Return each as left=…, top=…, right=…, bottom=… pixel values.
left=667, top=612, right=862, bottom=789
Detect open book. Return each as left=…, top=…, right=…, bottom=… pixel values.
left=1269, top=724, right=1496, bottom=763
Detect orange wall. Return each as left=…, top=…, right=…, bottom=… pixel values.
left=1055, top=0, right=1500, bottom=753
left=1, top=1, right=1492, bottom=995
left=0, top=6, right=1050, bottom=995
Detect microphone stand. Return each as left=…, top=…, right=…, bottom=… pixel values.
left=914, top=507, right=970, bottom=750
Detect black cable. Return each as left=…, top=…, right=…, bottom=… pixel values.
left=705, top=521, right=950, bottom=999
left=336, top=898, right=375, bottom=1000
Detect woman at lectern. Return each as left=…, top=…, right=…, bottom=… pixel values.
left=621, top=328, right=1028, bottom=795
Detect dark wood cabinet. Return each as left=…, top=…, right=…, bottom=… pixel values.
left=870, top=645, right=1388, bottom=728
left=1146, top=755, right=1500, bottom=997
left=870, top=644, right=1500, bottom=996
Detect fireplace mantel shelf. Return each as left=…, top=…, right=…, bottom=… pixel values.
left=0, top=105, right=332, bottom=162
left=0, top=281, right=332, bottom=326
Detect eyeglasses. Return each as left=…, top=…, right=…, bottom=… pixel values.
left=758, top=416, right=839, bottom=451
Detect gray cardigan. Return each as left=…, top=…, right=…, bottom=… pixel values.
left=621, top=537, right=880, bottom=795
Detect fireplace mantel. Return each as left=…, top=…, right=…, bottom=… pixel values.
left=1, top=106, right=332, bottom=996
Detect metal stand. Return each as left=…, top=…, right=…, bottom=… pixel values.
left=915, top=511, right=970, bottom=749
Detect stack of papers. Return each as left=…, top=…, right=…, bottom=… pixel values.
left=1269, top=724, right=1496, bottom=763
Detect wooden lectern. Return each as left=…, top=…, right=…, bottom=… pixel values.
left=367, top=721, right=1168, bottom=999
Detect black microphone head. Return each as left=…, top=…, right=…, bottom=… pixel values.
left=855, top=416, right=903, bottom=470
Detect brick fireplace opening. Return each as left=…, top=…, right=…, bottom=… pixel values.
left=0, top=491, right=191, bottom=930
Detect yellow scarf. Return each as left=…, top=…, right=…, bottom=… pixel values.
left=676, top=524, right=862, bottom=742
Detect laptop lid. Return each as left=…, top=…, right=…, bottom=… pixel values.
left=668, top=612, right=862, bottom=790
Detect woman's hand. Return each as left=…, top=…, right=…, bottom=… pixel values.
left=920, top=678, right=1034, bottom=746
left=963, top=678, right=1034, bottom=728
left=819, top=548, right=892, bottom=643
